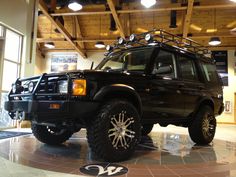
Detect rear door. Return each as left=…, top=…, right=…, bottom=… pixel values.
left=176, top=54, right=206, bottom=117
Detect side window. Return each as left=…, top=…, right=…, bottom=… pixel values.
left=152, top=50, right=177, bottom=78
left=201, top=62, right=219, bottom=84
left=178, top=55, right=198, bottom=81
left=123, top=48, right=153, bottom=72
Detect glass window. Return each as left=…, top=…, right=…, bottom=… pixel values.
left=178, top=55, right=198, bottom=81
left=2, top=60, right=19, bottom=91
left=201, top=62, right=219, bottom=83
left=124, top=49, right=153, bottom=72
left=0, top=93, right=13, bottom=128
left=97, top=48, right=153, bottom=72
left=4, top=29, right=22, bottom=62
left=152, top=50, right=177, bottom=78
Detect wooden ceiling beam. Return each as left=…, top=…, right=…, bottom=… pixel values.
left=107, top=0, right=125, bottom=38
left=74, top=16, right=85, bottom=49
left=43, top=46, right=236, bottom=53
left=38, top=0, right=86, bottom=58
left=183, top=0, right=194, bottom=39
left=51, top=3, right=236, bottom=17
left=37, top=33, right=236, bottom=43
left=36, top=38, right=115, bottom=43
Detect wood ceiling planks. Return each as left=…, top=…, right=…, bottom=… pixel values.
left=37, top=0, right=236, bottom=53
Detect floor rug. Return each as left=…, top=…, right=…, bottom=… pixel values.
left=0, top=131, right=31, bottom=140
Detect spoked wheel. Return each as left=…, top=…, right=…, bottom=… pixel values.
left=31, top=123, right=73, bottom=145
left=188, top=106, right=216, bottom=145
left=87, top=100, right=141, bottom=162
left=108, top=111, right=136, bottom=149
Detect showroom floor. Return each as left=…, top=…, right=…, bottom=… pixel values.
left=0, top=124, right=235, bottom=177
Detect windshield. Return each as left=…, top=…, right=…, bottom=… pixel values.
left=96, top=48, right=154, bottom=72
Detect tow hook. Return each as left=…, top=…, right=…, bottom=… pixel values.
left=15, top=111, right=26, bottom=123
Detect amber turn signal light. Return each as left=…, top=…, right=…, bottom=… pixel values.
left=49, top=104, right=61, bottom=109
left=72, top=79, right=86, bottom=96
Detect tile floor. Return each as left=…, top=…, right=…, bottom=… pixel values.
left=0, top=124, right=235, bottom=177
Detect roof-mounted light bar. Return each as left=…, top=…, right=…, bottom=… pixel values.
left=105, top=28, right=210, bottom=56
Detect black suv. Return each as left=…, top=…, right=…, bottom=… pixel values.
left=5, top=29, right=224, bottom=162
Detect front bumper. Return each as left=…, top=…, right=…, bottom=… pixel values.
left=4, top=100, right=100, bottom=123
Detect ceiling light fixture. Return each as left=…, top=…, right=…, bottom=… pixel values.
left=141, top=0, right=156, bottom=8
left=95, top=41, right=105, bottom=49
left=208, top=9, right=221, bottom=46
left=208, top=37, right=221, bottom=46
left=68, top=0, right=83, bottom=11
left=229, top=0, right=236, bottom=2
left=44, top=42, right=55, bottom=49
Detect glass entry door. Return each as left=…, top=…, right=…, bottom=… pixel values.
left=0, top=24, right=23, bottom=128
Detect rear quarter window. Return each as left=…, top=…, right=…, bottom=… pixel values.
left=201, top=62, right=219, bottom=84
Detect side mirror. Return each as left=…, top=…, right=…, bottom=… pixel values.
left=152, top=65, right=173, bottom=75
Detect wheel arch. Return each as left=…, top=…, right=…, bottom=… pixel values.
left=93, top=84, right=142, bottom=115
left=195, top=97, right=215, bottom=115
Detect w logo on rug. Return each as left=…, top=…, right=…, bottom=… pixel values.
left=80, top=163, right=128, bottom=176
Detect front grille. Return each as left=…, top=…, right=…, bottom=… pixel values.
left=9, top=73, right=70, bottom=101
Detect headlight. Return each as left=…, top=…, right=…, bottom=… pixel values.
left=28, top=82, right=34, bottom=92
left=72, top=79, right=86, bottom=96
left=12, top=84, right=16, bottom=93
left=58, top=80, right=68, bottom=94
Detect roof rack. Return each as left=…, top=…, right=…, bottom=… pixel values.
left=106, top=28, right=210, bottom=56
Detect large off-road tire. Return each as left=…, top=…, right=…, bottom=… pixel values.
left=31, top=123, right=73, bottom=145
left=141, top=124, right=154, bottom=136
left=188, top=106, right=216, bottom=145
left=87, top=100, right=141, bottom=162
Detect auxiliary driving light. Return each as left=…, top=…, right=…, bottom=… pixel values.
left=145, top=33, right=153, bottom=42
left=28, top=82, right=34, bottom=92
left=106, top=45, right=113, bottom=51
left=129, top=34, right=136, bottom=42
left=118, top=37, right=125, bottom=45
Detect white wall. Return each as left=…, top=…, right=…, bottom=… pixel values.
left=218, top=50, right=236, bottom=123
left=0, top=0, right=37, bottom=77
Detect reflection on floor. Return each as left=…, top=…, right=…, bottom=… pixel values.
left=0, top=124, right=235, bottom=177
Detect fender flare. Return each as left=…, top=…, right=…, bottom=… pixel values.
left=93, top=84, right=142, bottom=115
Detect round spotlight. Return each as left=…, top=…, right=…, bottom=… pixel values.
left=129, top=34, right=136, bottom=42
left=145, top=34, right=153, bottom=42
left=28, top=82, right=34, bottom=92
left=68, top=0, right=83, bottom=11
left=95, top=41, right=105, bottom=49
left=106, top=45, right=113, bottom=51
left=118, top=37, right=125, bottom=45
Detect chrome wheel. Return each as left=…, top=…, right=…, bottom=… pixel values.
left=108, top=111, right=135, bottom=149
left=202, top=114, right=216, bottom=138
left=46, top=126, right=66, bottom=136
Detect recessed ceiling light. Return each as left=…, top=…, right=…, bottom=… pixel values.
left=141, top=0, right=156, bottom=8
